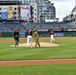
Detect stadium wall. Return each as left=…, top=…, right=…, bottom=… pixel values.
left=0, top=31, right=76, bottom=37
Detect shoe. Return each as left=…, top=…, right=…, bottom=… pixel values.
left=15, top=44, right=18, bottom=47
left=15, top=44, right=16, bottom=47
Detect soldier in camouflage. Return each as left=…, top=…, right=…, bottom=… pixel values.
left=33, top=29, right=40, bottom=48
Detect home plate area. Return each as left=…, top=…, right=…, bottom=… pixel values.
left=11, top=42, right=59, bottom=47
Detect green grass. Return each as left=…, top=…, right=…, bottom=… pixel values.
left=0, top=37, right=76, bottom=75
left=0, top=37, right=76, bottom=60
left=0, top=64, right=76, bottom=75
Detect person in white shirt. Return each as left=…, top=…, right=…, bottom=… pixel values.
left=49, top=29, right=55, bottom=43
left=50, top=30, right=55, bottom=43
left=26, top=28, right=33, bottom=48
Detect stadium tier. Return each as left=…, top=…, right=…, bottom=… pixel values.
left=0, top=23, right=24, bottom=32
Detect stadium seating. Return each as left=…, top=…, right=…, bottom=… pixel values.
left=0, top=23, right=24, bottom=32
left=0, top=22, right=76, bottom=32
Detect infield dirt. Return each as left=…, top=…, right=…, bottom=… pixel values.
left=11, top=42, right=59, bottom=47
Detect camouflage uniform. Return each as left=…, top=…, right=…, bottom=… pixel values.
left=33, top=30, right=40, bottom=47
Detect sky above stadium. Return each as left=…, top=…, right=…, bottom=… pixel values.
left=50, top=0, right=75, bottom=21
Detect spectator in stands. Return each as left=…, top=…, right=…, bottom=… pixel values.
left=26, top=28, right=33, bottom=48
left=33, top=28, right=40, bottom=48
left=13, top=29, right=20, bottom=47
left=49, top=30, right=55, bottom=43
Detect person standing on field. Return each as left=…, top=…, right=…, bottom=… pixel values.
left=33, top=29, right=40, bottom=48
left=13, top=29, right=20, bottom=47
left=50, top=30, right=55, bottom=43
left=26, top=28, right=33, bottom=48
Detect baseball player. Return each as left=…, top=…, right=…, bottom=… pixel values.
left=26, top=28, right=33, bottom=48
left=50, top=30, right=55, bottom=43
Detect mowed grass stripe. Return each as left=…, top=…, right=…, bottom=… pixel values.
left=0, top=37, right=76, bottom=60
left=0, top=64, right=76, bottom=75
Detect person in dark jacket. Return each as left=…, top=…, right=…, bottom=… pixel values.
left=14, top=29, right=20, bottom=47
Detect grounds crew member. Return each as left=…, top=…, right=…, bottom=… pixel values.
left=33, top=29, right=40, bottom=47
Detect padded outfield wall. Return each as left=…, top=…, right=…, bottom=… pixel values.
left=0, top=31, right=76, bottom=37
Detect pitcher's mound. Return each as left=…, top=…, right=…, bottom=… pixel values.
left=11, top=42, right=59, bottom=47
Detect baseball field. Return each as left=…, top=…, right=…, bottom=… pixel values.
left=0, top=37, right=76, bottom=75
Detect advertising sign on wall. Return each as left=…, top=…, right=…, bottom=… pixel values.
left=54, top=33, right=64, bottom=36
left=20, top=5, right=31, bottom=22
left=8, top=6, right=15, bottom=19
left=0, top=6, right=15, bottom=19
left=20, top=32, right=25, bottom=37
left=0, top=6, right=8, bottom=19
left=1, top=12, right=8, bottom=19
left=0, top=6, right=8, bottom=12
left=0, top=5, right=32, bottom=22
